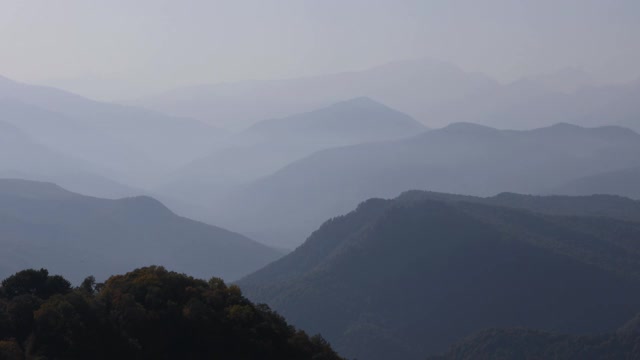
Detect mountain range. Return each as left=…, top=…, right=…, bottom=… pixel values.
left=157, top=97, right=426, bottom=209
left=208, top=122, right=640, bottom=248
left=238, top=190, right=640, bottom=360
left=0, top=75, right=221, bottom=188
left=131, top=59, right=496, bottom=130
left=131, top=59, right=640, bottom=133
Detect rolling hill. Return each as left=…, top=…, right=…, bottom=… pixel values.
left=0, top=179, right=281, bottom=283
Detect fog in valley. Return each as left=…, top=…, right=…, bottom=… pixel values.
left=1, top=1, right=640, bottom=359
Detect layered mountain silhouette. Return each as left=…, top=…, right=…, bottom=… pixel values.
left=210, top=122, right=640, bottom=248
left=132, top=59, right=496, bottom=129
left=159, top=97, right=425, bottom=207
left=0, top=75, right=221, bottom=188
left=238, top=191, right=640, bottom=360
left=0, top=179, right=281, bottom=283
left=131, top=59, right=640, bottom=132
left=0, top=119, right=137, bottom=198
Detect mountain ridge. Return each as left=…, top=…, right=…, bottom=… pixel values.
left=238, top=191, right=640, bottom=359
left=0, top=179, right=281, bottom=282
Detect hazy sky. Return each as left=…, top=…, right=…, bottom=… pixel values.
left=1, top=0, right=639, bottom=99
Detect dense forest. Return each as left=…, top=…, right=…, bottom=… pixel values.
left=0, top=266, right=342, bottom=360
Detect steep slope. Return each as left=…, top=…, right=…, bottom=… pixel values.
left=238, top=192, right=640, bottom=360
left=212, top=123, right=640, bottom=248
left=0, top=75, right=220, bottom=187
left=159, top=98, right=425, bottom=205
left=0, top=179, right=281, bottom=283
left=552, top=167, right=640, bottom=200
left=132, top=58, right=498, bottom=129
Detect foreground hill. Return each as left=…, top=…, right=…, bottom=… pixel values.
left=160, top=98, right=425, bottom=207
left=238, top=191, right=640, bottom=360
left=213, top=122, right=640, bottom=248
left=0, top=266, right=343, bottom=360
left=0, top=179, right=281, bottom=282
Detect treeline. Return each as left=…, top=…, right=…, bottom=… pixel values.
left=0, top=266, right=343, bottom=360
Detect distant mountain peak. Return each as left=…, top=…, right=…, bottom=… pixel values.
left=245, top=97, right=425, bottom=139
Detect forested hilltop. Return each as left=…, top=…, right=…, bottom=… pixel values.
left=0, top=266, right=343, bottom=360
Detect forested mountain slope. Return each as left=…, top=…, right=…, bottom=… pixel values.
left=239, top=192, right=640, bottom=359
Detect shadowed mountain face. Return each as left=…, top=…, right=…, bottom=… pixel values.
left=158, top=97, right=426, bottom=208
left=0, top=75, right=221, bottom=188
left=238, top=191, right=640, bottom=360
left=208, top=122, right=640, bottom=249
left=0, top=179, right=281, bottom=283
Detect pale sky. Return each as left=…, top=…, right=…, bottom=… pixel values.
left=1, top=0, right=639, bottom=99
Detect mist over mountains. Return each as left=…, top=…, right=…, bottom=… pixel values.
left=203, top=121, right=640, bottom=248
left=158, top=97, right=426, bottom=208
left=131, top=59, right=499, bottom=129
left=131, top=59, right=640, bottom=132
left=2, top=55, right=640, bottom=359
left=0, top=75, right=221, bottom=188
left=238, top=191, right=640, bottom=360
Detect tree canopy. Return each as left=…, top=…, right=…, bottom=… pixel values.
left=0, top=266, right=343, bottom=360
